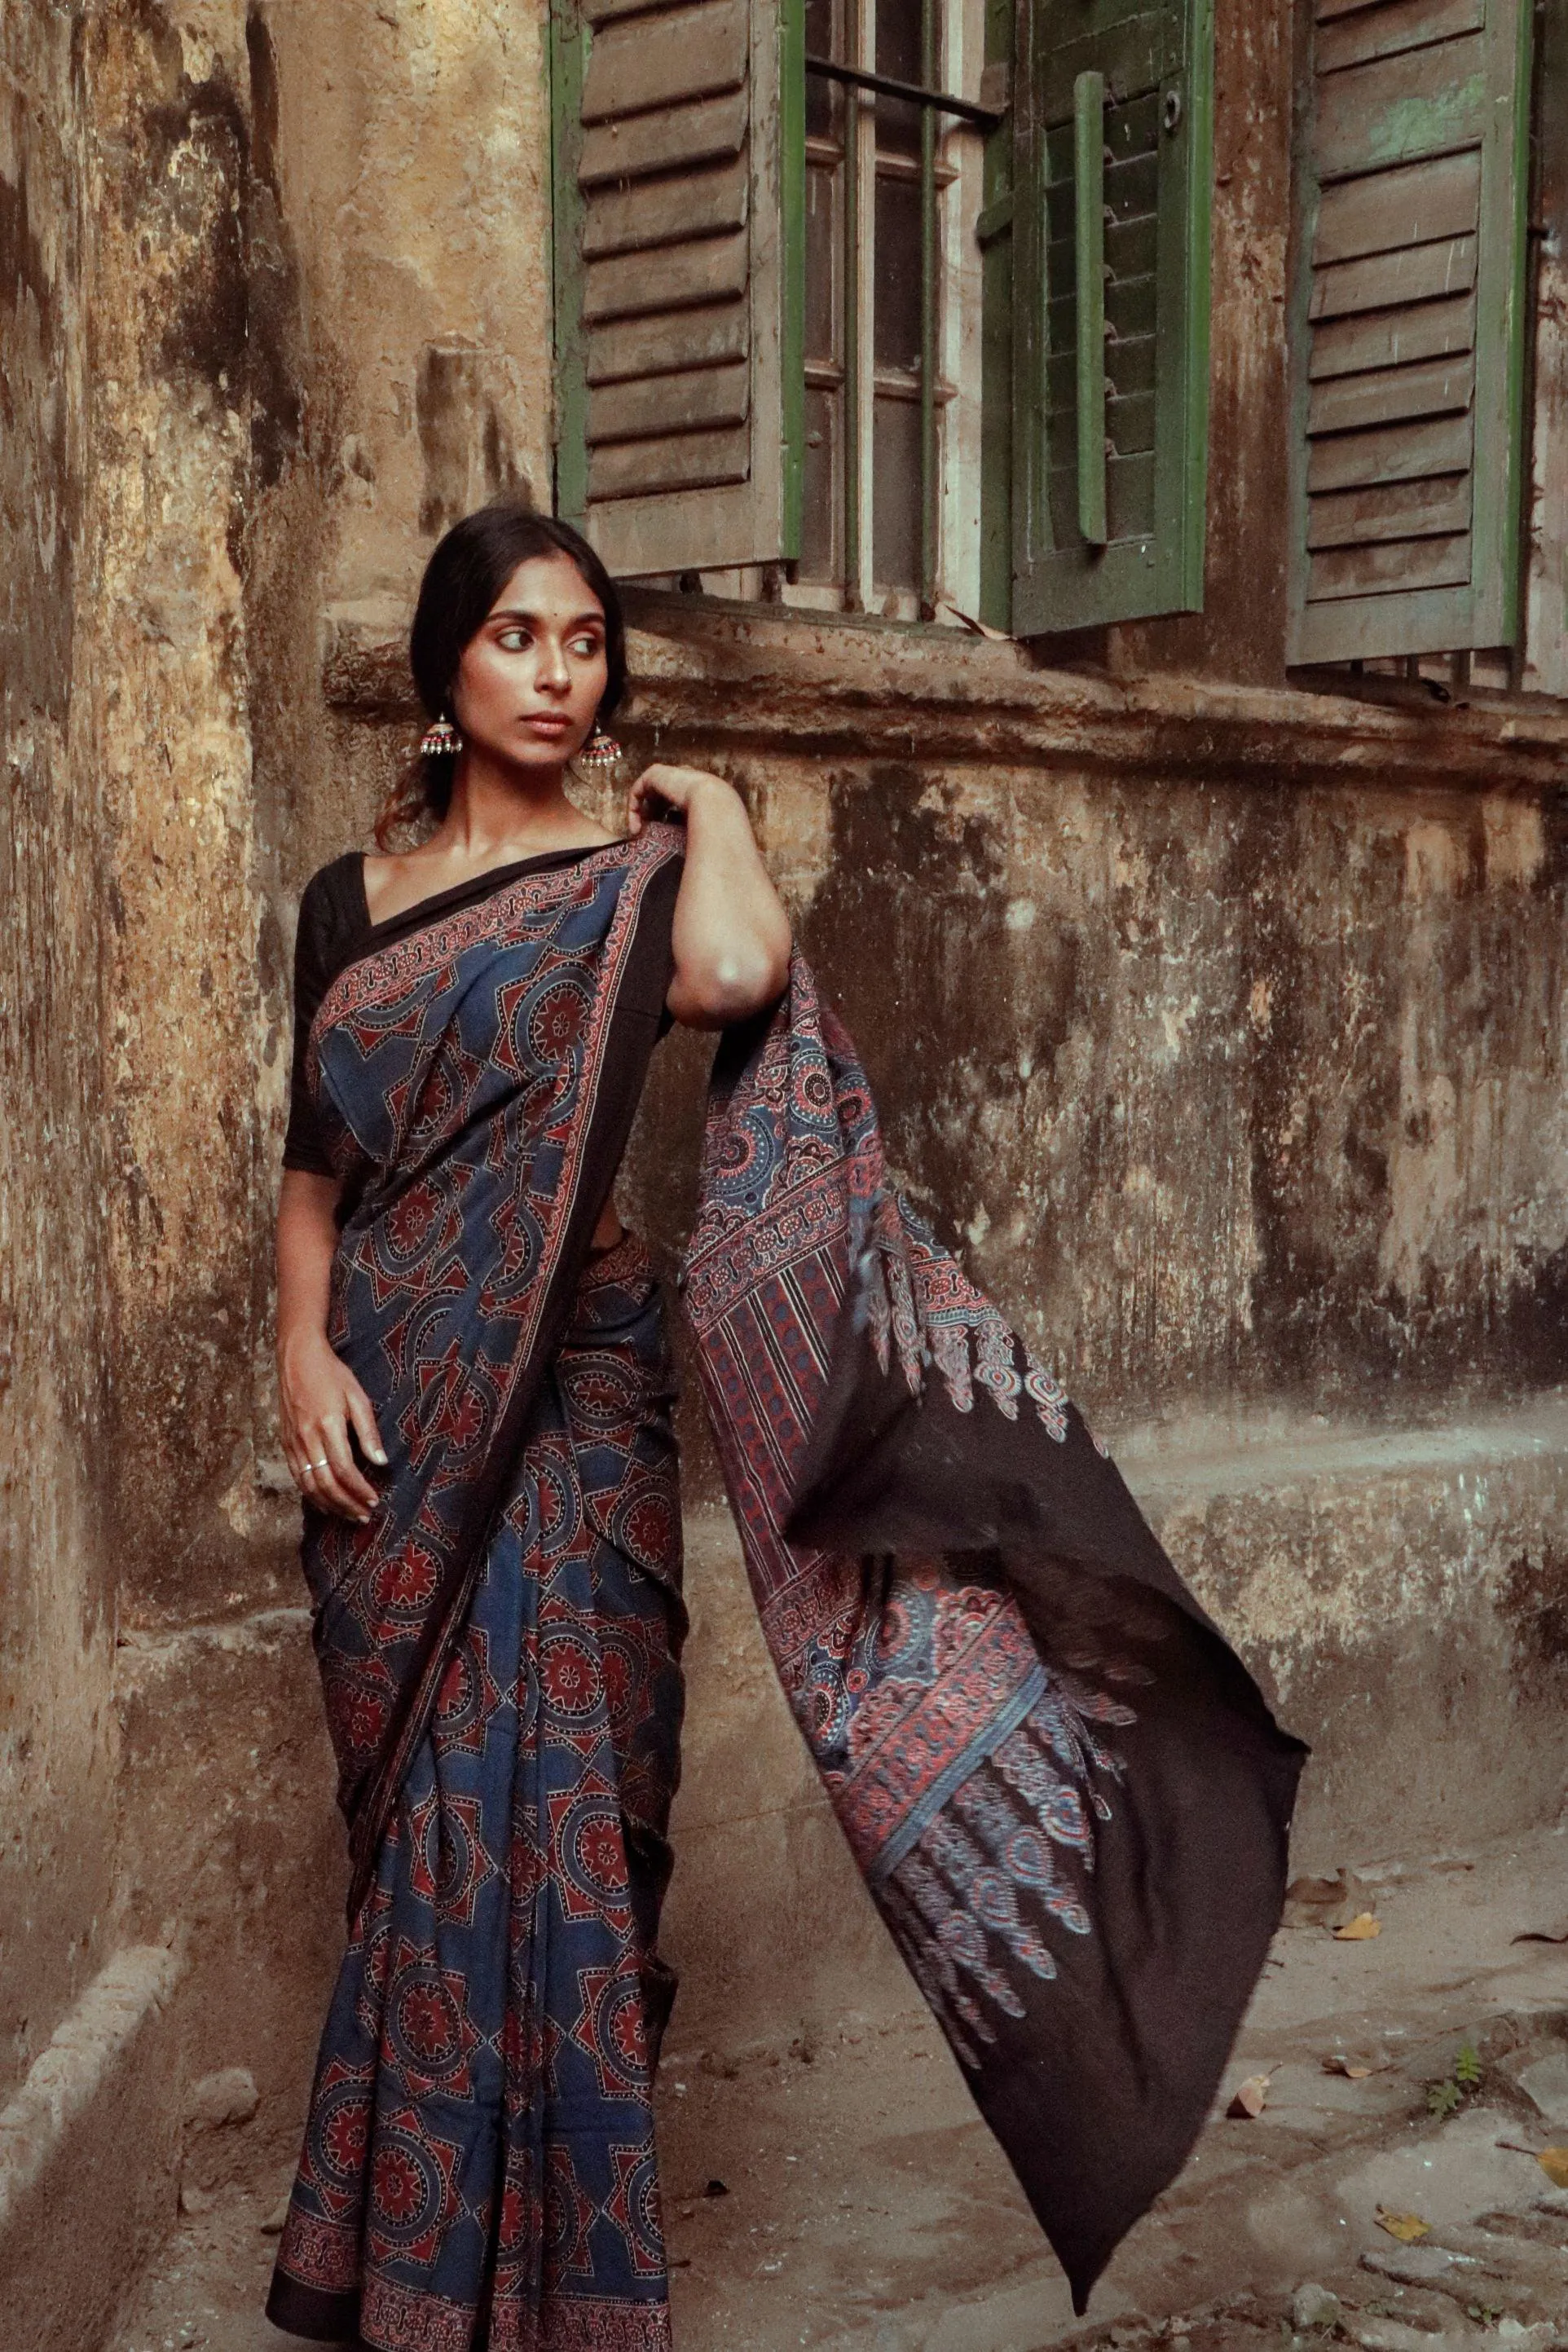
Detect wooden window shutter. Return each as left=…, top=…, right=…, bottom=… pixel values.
left=1011, top=0, right=1215, bottom=636
left=1288, top=0, right=1535, bottom=666
left=551, top=0, right=805, bottom=579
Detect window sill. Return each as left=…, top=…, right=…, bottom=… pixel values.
left=321, top=592, right=1568, bottom=791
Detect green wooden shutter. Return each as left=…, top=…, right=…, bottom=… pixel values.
left=1011, top=0, right=1214, bottom=635
left=1288, top=0, right=1534, bottom=666
left=551, top=0, right=804, bottom=578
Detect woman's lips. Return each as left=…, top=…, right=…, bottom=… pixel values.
left=519, top=713, right=572, bottom=736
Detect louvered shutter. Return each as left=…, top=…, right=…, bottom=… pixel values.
left=551, top=0, right=804, bottom=579
left=1288, top=0, right=1534, bottom=665
left=1011, top=0, right=1214, bottom=635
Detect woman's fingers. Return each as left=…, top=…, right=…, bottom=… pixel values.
left=299, top=1445, right=355, bottom=1518
left=625, top=776, right=656, bottom=833
left=293, top=1414, right=371, bottom=1522
left=318, top=1413, right=380, bottom=1519
left=345, top=1385, right=389, bottom=1472
left=279, top=1354, right=385, bottom=1521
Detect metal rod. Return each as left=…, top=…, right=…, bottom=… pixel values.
left=918, top=0, right=938, bottom=614
left=805, top=52, right=1002, bottom=129
left=1073, top=68, right=1108, bottom=548
left=843, top=68, right=862, bottom=606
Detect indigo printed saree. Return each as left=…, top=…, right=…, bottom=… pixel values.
left=272, top=828, right=1303, bottom=2349
left=269, top=830, right=688, bottom=2351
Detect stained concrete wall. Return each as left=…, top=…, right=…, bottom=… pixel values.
left=0, top=0, right=117, bottom=2114
left=2, top=2, right=1567, bottom=2343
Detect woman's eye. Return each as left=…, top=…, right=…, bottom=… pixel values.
left=570, top=635, right=601, bottom=657
left=496, top=628, right=530, bottom=651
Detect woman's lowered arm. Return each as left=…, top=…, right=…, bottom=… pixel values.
left=276, top=1166, right=386, bottom=1523
left=626, top=764, right=792, bottom=1028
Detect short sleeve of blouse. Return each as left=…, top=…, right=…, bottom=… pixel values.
left=281, top=857, right=368, bottom=1176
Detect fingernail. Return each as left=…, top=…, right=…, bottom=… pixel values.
left=369, top=1447, right=388, bottom=1466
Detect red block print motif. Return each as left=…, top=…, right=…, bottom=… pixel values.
left=366, top=2104, right=465, bottom=2271
left=382, top=1935, right=483, bottom=2099
left=605, top=2139, right=666, bottom=2279
left=548, top=1766, right=633, bottom=1925
left=566, top=1956, right=650, bottom=2099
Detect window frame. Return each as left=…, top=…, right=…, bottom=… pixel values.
left=1284, top=0, right=1538, bottom=672
left=1007, top=0, right=1216, bottom=640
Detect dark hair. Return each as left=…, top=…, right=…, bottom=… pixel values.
left=375, top=501, right=626, bottom=848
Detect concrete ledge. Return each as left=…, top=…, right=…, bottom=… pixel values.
left=319, top=595, right=1568, bottom=789
left=0, top=1945, right=183, bottom=2352
left=1125, top=1399, right=1568, bottom=1870
left=1117, top=1393, right=1568, bottom=1509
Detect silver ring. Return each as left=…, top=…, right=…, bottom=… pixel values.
left=306, top=1458, right=328, bottom=1473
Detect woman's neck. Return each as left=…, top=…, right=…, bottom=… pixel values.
left=431, top=750, right=612, bottom=861
left=363, top=753, right=617, bottom=925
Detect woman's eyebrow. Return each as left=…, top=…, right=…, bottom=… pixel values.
left=487, top=606, right=606, bottom=629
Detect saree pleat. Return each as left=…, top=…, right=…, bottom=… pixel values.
left=271, top=1244, right=684, bottom=2351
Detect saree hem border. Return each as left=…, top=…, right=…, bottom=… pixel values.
left=264, top=2271, right=360, bottom=2341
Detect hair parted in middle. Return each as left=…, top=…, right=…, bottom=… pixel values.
left=374, top=500, right=627, bottom=849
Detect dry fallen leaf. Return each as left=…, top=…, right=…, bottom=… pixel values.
left=1375, top=2207, right=1430, bottom=2243
left=1228, top=2072, right=1271, bottom=2118
left=1536, top=2147, right=1568, bottom=2187
left=1334, top=1912, right=1381, bottom=1941
left=1324, top=2055, right=1373, bottom=2079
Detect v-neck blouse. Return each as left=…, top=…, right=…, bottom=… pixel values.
left=282, top=843, right=642, bottom=1177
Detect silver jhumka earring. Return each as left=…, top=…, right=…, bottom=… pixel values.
left=578, top=727, right=623, bottom=774
left=419, top=716, right=462, bottom=757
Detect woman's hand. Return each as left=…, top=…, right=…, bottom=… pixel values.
left=626, top=761, right=716, bottom=835
left=276, top=1168, right=387, bottom=1522
left=279, top=1328, right=388, bottom=1523
left=628, top=764, right=792, bottom=1028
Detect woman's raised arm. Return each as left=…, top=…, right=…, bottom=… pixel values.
left=627, top=764, right=791, bottom=1028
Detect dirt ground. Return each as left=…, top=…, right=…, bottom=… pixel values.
left=107, top=1825, right=1568, bottom=2352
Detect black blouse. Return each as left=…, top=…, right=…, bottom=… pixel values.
left=282, top=844, right=673, bottom=1176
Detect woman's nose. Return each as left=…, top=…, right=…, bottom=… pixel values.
left=536, top=641, right=571, bottom=693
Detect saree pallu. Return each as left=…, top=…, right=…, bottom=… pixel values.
left=682, top=957, right=1308, bottom=2314
left=270, top=832, right=687, bottom=2352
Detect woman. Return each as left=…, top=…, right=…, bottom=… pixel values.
left=271, top=500, right=1304, bottom=2352
left=267, top=504, right=788, bottom=2350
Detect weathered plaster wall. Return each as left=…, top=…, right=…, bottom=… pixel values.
left=245, top=0, right=556, bottom=901
left=81, top=0, right=280, bottom=1631
left=5, top=4, right=1568, bottom=2340
left=0, top=0, right=117, bottom=2112
left=6, top=10, right=594, bottom=2336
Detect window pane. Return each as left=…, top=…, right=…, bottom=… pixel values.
left=873, top=394, right=921, bottom=588
left=874, top=172, right=922, bottom=374
left=801, top=386, right=840, bottom=582
left=874, top=0, right=923, bottom=156
left=805, top=0, right=842, bottom=139
left=805, top=156, right=839, bottom=366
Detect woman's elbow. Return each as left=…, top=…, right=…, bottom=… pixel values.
left=673, top=932, right=791, bottom=1026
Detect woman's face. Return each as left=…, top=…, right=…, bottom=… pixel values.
left=450, top=551, right=610, bottom=772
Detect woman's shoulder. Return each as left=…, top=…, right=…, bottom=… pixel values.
left=300, top=848, right=367, bottom=913
left=296, top=852, right=369, bottom=978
